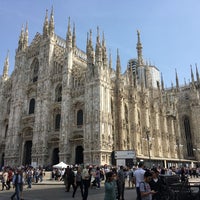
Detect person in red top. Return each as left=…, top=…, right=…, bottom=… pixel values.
left=7, top=168, right=13, bottom=190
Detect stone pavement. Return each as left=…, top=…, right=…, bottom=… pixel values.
left=0, top=180, right=137, bottom=200
left=0, top=177, right=199, bottom=200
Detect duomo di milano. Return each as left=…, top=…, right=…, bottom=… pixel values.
left=0, top=8, right=200, bottom=168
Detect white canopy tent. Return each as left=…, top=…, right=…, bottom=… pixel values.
left=52, top=161, right=68, bottom=169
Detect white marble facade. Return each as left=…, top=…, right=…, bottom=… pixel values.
left=0, top=9, right=200, bottom=168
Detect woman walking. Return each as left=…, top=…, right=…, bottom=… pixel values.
left=72, top=167, right=83, bottom=198
left=104, top=171, right=116, bottom=200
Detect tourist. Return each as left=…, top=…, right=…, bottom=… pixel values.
left=1, top=169, right=8, bottom=190
left=117, top=165, right=125, bottom=200
left=11, top=168, right=24, bottom=200
left=26, top=167, right=33, bottom=188
left=7, top=168, right=13, bottom=190
left=128, top=167, right=135, bottom=188
left=82, top=165, right=91, bottom=200
left=72, top=167, right=83, bottom=198
left=104, top=171, right=116, bottom=200
left=134, top=162, right=145, bottom=200
left=95, top=166, right=101, bottom=189
left=149, top=168, right=162, bottom=200
left=140, top=171, right=157, bottom=200
left=66, top=167, right=75, bottom=192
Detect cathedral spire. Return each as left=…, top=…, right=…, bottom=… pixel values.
left=3, top=51, right=9, bottom=79
left=102, top=31, right=105, bottom=47
left=18, top=25, right=24, bottom=51
left=89, top=29, right=93, bottom=48
left=66, top=17, right=72, bottom=48
left=161, top=72, right=164, bottom=90
left=95, top=26, right=102, bottom=64
left=43, top=9, right=49, bottom=38
left=86, top=30, right=94, bottom=66
left=116, top=49, right=121, bottom=77
left=49, top=6, right=55, bottom=37
left=109, top=50, right=112, bottom=69
left=86, top=32, right=89, bottom=53
left=96, top=26, right=100, bottom=44
left=175, top=69, right=179, bottom=90
left=171, top=81, right=174, bottom=92
left=72, top=23, right=76, bottom=48
left=102, top=31, right=108, bottom=67
left=24, top=21, right=28, bottom=48
left=136, top=30, right=143, bottom=66
left=128, top=62, right=134, bottom=86
left=86, top=30, right=94, bottom=53
left=190, top=64, right=195, bottom=83
left=195, top=63, right=200, bottom=83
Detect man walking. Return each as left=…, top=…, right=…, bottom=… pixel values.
left=11, top=168, right=24, bottom=200
left=134, top=162, right=145, bottom=200
left=82, top=165, right=91, bottom=200
left=117, top=165, right=125, bottom=200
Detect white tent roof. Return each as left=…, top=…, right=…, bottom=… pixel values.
left=52, top=161, right=68, bottom=169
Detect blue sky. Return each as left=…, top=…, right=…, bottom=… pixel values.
left=0, top=0, right=200, bottom=87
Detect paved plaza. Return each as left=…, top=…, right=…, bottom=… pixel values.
left=0, top=177, right=199, bottom=200
left=0, top=181, right=137, bottom=200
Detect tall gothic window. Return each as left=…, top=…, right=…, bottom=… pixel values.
left=55, top=84, right=62, bottom=102
left=184, top=116, right=194, bottom=157
left=125, top=104, right=128, bottom=124
left=7, top=99, right=11, bottom=114
left=111, top=99, right=114, bottom=119
left=5, top=124, right=8, bottom=138
left=29, top=98, right=35, bottom=114
left=138, top=109, right=141, bottom=126
left=77, top=110, right=83, bottom=126
left=55, top=114, right=61, bottom=131
left=31, top=58, right=39, bottom=82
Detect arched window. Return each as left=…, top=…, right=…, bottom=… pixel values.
left=55, top=114, right=61, bottom=131
left=5, top=124, right=8, bottom=138
left=7, top=99, right=11, bottom=114
left=111, top=99, right=114, bottom=119
left=184, top=116, right=194, bottom=157
left=29, top=98, right=35, bottom=114
left=77, top=110, right=83, bottom=126
left=138, top=109, right=141, bottom=126
left=125, top=104, right=128, bottom=124
left=31, top=58, right=39, bottom=82
left=55, top=85, right=62, bottom=102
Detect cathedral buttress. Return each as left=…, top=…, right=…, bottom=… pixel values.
left=115, top=50, right=123, bottom=150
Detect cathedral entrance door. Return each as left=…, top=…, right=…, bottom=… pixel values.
left=75, top=146, right=84, bottom=164
left=23, top=141, right=32, bottom=165
left=52, top=148, right=59, bottom=165
left=1, top=153, right=4, bottom=167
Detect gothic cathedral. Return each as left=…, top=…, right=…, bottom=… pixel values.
left=0, top=8, right=200, bottom=168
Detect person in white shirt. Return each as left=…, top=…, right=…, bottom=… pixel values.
left=134, top=162, right=145, bottom=200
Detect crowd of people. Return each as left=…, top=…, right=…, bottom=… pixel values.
left=0, top=163, right=199, bottom=200
left=0, top=165, right=45, bottom=200
left=51, top=163, right=199, bottom=200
